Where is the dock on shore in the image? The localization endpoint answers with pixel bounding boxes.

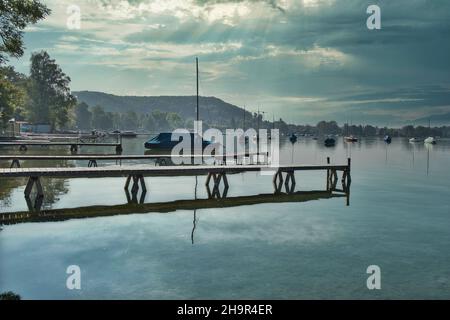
[0,141,123,153]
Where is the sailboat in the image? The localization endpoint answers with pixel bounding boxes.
[289,133,298,144]
[144,58,212,150]
[344,121,358,142]
[424,137,436,144]
[424,120,437,144]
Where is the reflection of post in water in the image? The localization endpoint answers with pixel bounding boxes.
[191,176,198,245]
[291,144,295,164]
[425,143,432,176]
[385,143,388,164]
[23,177,69,212]
[124,175,147,204]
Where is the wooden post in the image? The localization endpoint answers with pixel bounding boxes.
[139,175,147,193]
[124,175,132,190]
[326,157,330,191]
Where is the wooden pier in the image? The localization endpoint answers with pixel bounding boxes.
[0,152,268,168]
[0,159,351,210]
[0,141,123,153]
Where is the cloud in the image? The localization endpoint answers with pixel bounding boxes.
[9,0,450,124]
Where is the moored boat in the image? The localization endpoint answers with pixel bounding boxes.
[409,137,421,143]
[324,136,336,147]
[289,134,298,144]
[144,132,212,150]
[384,135,392,144]
[424,137,436,144]
[344,135,358,142]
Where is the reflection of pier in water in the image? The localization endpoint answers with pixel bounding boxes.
[0,189,350,226]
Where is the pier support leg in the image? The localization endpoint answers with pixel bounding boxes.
[70,144,78,153]
[206,172,229,199]
[10,159,21,168]
[88,160,98,168]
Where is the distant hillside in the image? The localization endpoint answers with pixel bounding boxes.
[413,113,450,126]
[73,91,249,128]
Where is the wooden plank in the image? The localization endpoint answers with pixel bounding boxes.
[0,152,266,161]
[0,164,349,179]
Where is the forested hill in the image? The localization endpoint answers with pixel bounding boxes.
[73,91,248,128]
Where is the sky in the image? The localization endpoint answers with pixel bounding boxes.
[9,0,450,126]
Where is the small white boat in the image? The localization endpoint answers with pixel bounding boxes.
[409,137,421,143]
[344,135,358,142]
[424,137,436,144]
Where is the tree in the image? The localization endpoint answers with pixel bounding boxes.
[27,51,76,130]
[0,67,26,129]
[143,114,155,131]
[151,110,169,131]
[75,102,92,130]
[166,112,183,129]
[121,111,138,130]
[0,0,50,64]
[91,105,113,130]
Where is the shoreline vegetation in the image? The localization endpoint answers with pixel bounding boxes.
[0,291,21,300]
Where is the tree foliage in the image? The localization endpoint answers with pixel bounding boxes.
[0,0,50,63]
[0,66,26,128]
[27,51,76,129]
[75,102,92,130]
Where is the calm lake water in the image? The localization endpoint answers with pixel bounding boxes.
[1,136,449,299]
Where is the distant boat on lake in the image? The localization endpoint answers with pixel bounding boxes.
[109,130,137,138]
[344,135,358,142]
[324,136,336,147]
[289,134,298,144]
[424,137,436,144]
[384,135,392,144]
[409,137,421,143]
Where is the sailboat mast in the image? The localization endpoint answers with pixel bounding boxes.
[196,57,199,123]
